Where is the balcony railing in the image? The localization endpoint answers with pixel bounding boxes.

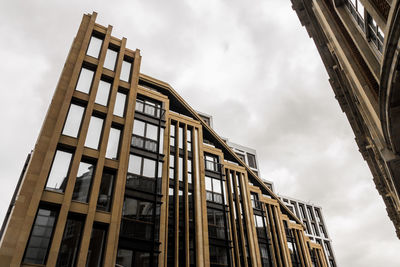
[205,160,223,172]
[206,191,223,204]
[135,99,163,118]
[251,199,263,210]
[132,135,158,153]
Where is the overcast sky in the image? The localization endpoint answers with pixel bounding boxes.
[1,1,399,266]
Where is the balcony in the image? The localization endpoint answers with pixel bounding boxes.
[135,99,163,118]
[132,135,158,153]
[205,159,223,173]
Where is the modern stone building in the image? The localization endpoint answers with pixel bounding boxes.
[291,0,400,238]
[279,197,336,267]
[0,12,329,267]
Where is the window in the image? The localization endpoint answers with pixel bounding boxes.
[85,116,104,149]
[236,153,246,162]
[46,150,73,192]
[63,104,85,138]
[209,245,228,267]
[120,60,132,82]
[23,208,57,264]
[56,217,84,266]
[97,170,115,212]
[315,208,322,223]
[106,127,121,159]
[116,249,151,267]
[250,193,262,209]
[319,225,326,238]
[126,154,157,192]
[207,209,226,239]
[113,92,126,117]
[169,155,175,180]
[178,126,184,150]
[324,242,332,257]
[254,215,267,239]
[307,206,315,220]
[86,225,107,267]
[95,80,111,106]
[187,128,192,152]
[367,15,384,53]
[187,159,193,184]
[121,197,154,240]
[103,48,118,71]
[170,123,175,147]
[132,119,159,153]
[72,161,94,203]
[299,204,307,219]
[135,98,161,118]
[311,222,319,236]
[178,157,184,182]
[205,176,223,204]
[205,154,219,172]
[247,153,257,168]
[75,68,94,94]
[86,35,103,58]
[347,0,365,31]
[128,155,156,178]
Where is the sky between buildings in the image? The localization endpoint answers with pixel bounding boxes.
[0,1,399,266]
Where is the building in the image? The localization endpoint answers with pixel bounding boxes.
[0,12,329,267]
[290,0,400,238]
[279,197,336,267]
[197,113,337,267]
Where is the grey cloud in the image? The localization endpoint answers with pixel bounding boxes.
[0,1,399,266]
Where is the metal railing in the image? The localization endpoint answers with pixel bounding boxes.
[135,99,163,118]
[251,199,263,210]
[204,159,223,172]
[132,135,158,153]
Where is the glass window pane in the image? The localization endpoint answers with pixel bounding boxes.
[46,150,73,192]
[358,1,364,19]
[86,226,106,267]
[120,60,132,82]
[85,116,104,149]
[95,80,111,106]
[143,158,156,178]
[146,123,158,141]
[133,120,145,136]
[117,249,133,267]
[75,68,94,94]
[97,171,115,212]
[72,162,94,202]
[205,176,212,191]
[86,36,103,58]
[56,218,84,266]
[62,104,85,138]
[128,154,141,175]
[159,128,164,154]
[23,208,57,265]
[106,128,121,159]
[103,48,118,70]
[123,198,138,217]
[213,179,222,194]
[178,157,183,181]
[178,126,184,149]
[113,92,126,117]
